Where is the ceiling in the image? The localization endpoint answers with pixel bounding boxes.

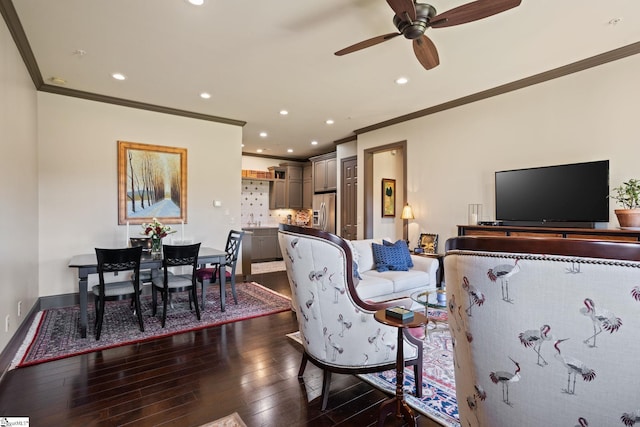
[4,0,640,160]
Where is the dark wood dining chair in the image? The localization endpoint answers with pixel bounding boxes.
[195,230,244,310]
[94,246,144,340]
[151,243,201,327]
[129,237,153,284]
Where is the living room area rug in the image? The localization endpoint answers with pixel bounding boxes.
[287,309,459,427]
[12,282,291,369]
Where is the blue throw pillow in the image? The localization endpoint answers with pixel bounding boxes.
[372,242,408,272]
[383,239,414,268]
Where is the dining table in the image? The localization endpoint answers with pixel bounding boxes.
[69,246,227,338]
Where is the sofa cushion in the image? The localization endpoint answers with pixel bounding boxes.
[383,239,414,268]
[372,242,409,272]
[349,238,381,272]
[355,272,396,300]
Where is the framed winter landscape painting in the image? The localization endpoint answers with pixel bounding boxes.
[118,141,187,225]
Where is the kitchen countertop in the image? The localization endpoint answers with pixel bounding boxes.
[241,226,280,230]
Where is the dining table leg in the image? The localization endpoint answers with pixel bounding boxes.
[78,267,90,338]
[219,260,227,312]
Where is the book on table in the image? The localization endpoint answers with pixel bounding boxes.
[385,306,414,322]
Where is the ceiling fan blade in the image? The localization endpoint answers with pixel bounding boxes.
[386,0,417,22]
[335,32,402,56]
[430,0,521,28]
[413,35,439,70]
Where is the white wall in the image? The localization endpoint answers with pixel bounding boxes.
[0,21,39,348]
[374,150,404,240]
[358,54,640,252]
[241,155,288,171]
[38,93,243,296]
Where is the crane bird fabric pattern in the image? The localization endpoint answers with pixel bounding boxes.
[446,251,640,426]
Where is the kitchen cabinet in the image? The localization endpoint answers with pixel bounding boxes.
[311,152,337,193]
[302,162,313,209]
[269,163,303,209]
[246,228,281,261]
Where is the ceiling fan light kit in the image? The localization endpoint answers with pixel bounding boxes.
[335,0,521,70]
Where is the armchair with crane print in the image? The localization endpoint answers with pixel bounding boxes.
[444,236,640,427]
[278,224,424,411]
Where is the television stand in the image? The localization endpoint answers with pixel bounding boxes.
[499,221,600,229]
[458,225,640,242]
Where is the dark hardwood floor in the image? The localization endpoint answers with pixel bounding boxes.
[0,271,444,427]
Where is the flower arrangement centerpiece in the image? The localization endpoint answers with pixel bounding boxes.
[141,218,176,254]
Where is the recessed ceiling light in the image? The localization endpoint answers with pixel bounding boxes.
[287,149,293,153]
[279,110,289,116]
[256,149,263,153]
[311,140,318,145]
[325,119,334,125]
[200,92,211,99]
[241,144,245,147]
[187,0,204,5]
[395,77,409,85]
[112,73,126,81]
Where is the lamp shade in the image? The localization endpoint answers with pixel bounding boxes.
[401,203,415,220]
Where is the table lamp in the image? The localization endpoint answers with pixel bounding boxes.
[401,203,415,247]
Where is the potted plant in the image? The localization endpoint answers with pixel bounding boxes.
[611,179,640,229]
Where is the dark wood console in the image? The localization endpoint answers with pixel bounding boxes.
[458,225,640,242]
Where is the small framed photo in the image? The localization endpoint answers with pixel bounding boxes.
[419,233,438,254]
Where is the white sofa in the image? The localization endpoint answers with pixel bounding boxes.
[348,237,439,303]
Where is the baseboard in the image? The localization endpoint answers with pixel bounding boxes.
[0,301,41,383]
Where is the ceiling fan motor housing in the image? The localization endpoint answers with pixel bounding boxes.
[393,3,437,39]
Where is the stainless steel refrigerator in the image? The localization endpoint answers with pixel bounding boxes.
[312,192,336,234]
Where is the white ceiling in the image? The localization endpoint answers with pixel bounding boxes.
[8,0,640,159]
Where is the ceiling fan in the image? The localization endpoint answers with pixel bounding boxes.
[335,0,522,70]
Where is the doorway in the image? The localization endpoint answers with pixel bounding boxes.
[363,141,408,239]
[341,156,357,240]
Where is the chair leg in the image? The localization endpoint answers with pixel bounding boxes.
[230,274,238,304]
[200,280,206,311]
[192,285,201,320]
[151,286,158,316]
[320,370,332,411]
[95,295,105,340]
[162,290,168,328]
[413,361,423,398]
[298,353,309,378]
[134,295,144,333]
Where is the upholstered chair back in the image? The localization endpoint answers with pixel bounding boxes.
[445,236,640,427]
[279,225,420,369]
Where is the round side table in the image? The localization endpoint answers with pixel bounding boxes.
[374,309,427,427]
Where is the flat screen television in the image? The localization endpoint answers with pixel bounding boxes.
[494,160,609,227]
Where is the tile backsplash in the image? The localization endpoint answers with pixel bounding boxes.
[241,179,311,227]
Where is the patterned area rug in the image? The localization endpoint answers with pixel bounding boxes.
[287,309,460,427]
[13,282,291,369]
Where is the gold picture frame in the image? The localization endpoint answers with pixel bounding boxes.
[118,141,187,225]
[382,178,396,217]
[419,233,438,254]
